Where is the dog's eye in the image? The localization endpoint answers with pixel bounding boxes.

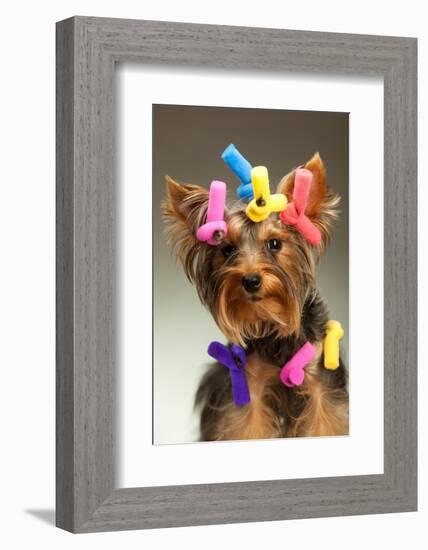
[221,244,238,258]
[266,239,282,252]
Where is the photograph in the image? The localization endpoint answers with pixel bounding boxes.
[153,104,349,444]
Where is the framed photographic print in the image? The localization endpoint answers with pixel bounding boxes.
[56,16,417,532]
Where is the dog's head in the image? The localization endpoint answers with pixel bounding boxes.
[162,153,339,346]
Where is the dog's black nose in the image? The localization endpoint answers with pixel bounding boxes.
[242,273,262,294]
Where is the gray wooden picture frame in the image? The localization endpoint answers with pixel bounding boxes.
[56,16,417,533]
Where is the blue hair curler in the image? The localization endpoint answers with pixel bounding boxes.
[221,144,254,201]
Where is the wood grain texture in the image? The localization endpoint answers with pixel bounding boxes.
[56,17,75,532]
[56,16,417,533]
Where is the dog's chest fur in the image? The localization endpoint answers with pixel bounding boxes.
[196,289,349,440]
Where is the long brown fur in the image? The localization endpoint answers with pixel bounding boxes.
[162,153,349,440]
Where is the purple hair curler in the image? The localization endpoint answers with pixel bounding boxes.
[207,341,250,406]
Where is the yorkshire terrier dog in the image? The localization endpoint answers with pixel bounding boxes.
[162,152,348,441]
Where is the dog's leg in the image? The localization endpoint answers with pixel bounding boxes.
[287,357,349,437]
[196,356,283,441]
[214,400,281,441]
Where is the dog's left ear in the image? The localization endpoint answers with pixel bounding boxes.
[277,153,340,248]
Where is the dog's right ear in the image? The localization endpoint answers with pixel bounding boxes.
[164,175,209,226]
[162,176,210,281]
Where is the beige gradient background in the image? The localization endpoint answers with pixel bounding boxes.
[153,104,349,445]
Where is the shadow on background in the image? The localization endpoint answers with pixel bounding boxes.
[25,509,55,526]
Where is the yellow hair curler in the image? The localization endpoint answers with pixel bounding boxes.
[246,166,287,222]
[323,320,344,370]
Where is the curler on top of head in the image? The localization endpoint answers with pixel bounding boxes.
[280,168,322,245]
[246,166,287,222]
[221,144,254,201]
[196,180,228,246]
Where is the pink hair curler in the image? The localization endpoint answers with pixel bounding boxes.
[280,342,316,387]
[196,180,228,245]
[280,168,322,245]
